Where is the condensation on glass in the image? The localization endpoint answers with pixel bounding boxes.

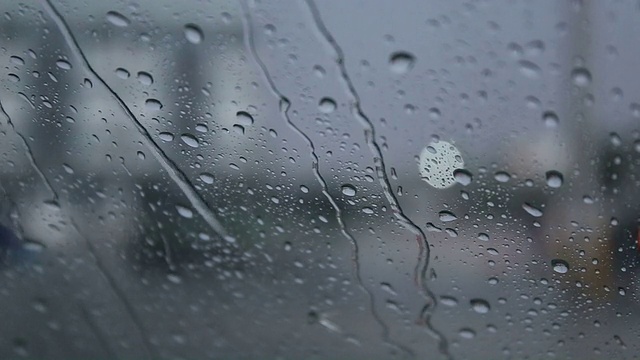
[0,0,638,359]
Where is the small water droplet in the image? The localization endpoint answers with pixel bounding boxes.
[184,24,203,44]
[195,124,208,133]
[522,202,543,217]
[145,98,163,111]
[545,170,563,188]
[199,173,214,184]
[341,184,357,197]
[470,299,490,314]
[440,296,458,307]
[477,233,489,241]
[518,60,541,79]
[389,51,415,74]
[318,97,336,113]
[106,11,130,27]
[180,134,199,148]
[551,259,569,274]
[62,163,74,174]
[438,210,457,222]
[459,328,476,339]
[176,205,193,219]
[571,67,592,87]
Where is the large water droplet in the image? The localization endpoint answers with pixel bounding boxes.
[159,132,174,142]
[115,67,130,79]
[180,134,199,148]
[236,111,254,126]
[184,24,203,44]
[459,328,476,339]
[419,140,464,189]
[494,171,511,183]
[552,259,569,274]
[145,99,163,111]
[106,11,130,27]
[389,51,415,74]
[542,111,559,128]
[56,59,71,70]
[199,173,214,184]
[318,97,336,113]
[470,299,490,314]
[545,170,563,188]
[453,169,472,186]
[176,205,193,219]
[341,184,357,197]
[522,202,543,217]
[571,67,592,87]
[438,210,457,222]
[137,71,153,85]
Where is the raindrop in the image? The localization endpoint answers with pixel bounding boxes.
[440,296,458,306]
[56,59,71,70]
[195,124,208,133]
[199,173,214,184]
[389,51,415,74]
[137,71,153,85]
[62,163,74,174]
[106,11,130,27]
[341,184,357,197]
[522,202,543,217]
[419,140,464,189]
[184,24,204,44]
[477,233,489,241]
[459,328,476,339]
[438,210,457,222]
[494,171,511,182]
[518,60,541,79]
[180,134,199,148]
[318,97,336,113]
[145,98,163,111]
[542,111,559,128]
[159,132,174,141]
[176,205,194,219]
[9,56,24,65]
[115,67,130,79]
[551,259,569,274]
[453,169,473,185]
[232,124,245,134]
[236,111,254,126]
[470,299,491,314]
[545,170,563,188]
[571,67,592,87]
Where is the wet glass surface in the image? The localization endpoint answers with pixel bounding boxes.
[0,0,639,359]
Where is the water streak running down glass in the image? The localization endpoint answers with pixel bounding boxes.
[0,0,638,359]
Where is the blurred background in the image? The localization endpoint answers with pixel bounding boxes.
[0,0,638,359]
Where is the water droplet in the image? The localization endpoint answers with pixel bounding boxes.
[459,328,476,339]
[167,273,182,284]
[159,132,174,141]
[341,184,357,197]
[389,51,415,74]
[232,124,245,134]
[470,299,490,314]
[176,205,193,219]
[145,98,163,111]
[487,248,499,255]
[106,11,130,27]
[522,202,543,217]
[199,173,214,184]
[137,71,153,85]
[184,24,203,44]
[494,171,511,182]
[477,233,489,241]
[545,170,563,188]
[453,169,472,185]
[8,74,20,82]
[137,151,145,160]
[180,134,199,148]
[440,296,458,306]
[236,111,254,126]
[542,111,559,128]
[419,141,464,189]
[195,124,208,133]
[318,97,336,113]
[438,210,457,222]
[551,259,569,274]
[10,56,24,66]
[115,67,130,79]
[62,163,74,174]
[56,59,71,70]
[571,67,592,87]
[518,60,541,79]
